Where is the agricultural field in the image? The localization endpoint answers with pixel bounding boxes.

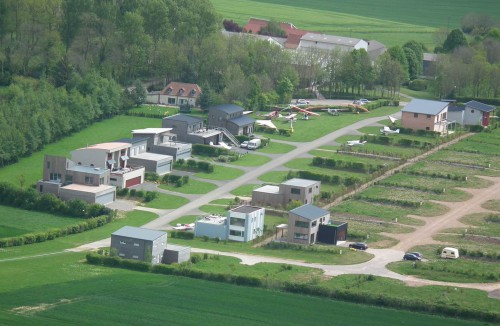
[211,0,500,48]
[427,149,500,169]
[0,206,86,238]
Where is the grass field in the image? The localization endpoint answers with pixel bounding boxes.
[143,193,190,209]
[159,179,217,194]
[0,206,85,238]
[211,0,500,47]
[195,165,244,180]
[258,141,296,154]
[230,184,262,197]
[0,115,158,187]
[228,153,272,166]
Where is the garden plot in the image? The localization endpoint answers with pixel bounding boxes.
[331,200,450,225]
[433,233,500,256]
[356,185,472,204]
[450,213,500,237]
[427,149,500,169]
[333,135,423,159]
[379,173,492,191]
[284,158,371,180]
[450,138,500,156]
[404,161,500,178]
[482,200,500,211]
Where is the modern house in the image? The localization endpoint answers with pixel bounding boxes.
[401,99,449,133]
[287,204,330,245]
[207,104,255,137]
[131,128,192,160]
[37,155,116,205]
[71,142,145,188]
[252,178,321,208]
[146,82,201,107]
[162,114,223,145]
[317,220,348,245]
[227,206,265,242]
[114,138,173,175]
[111,226,167,264]
[194,205,266,243]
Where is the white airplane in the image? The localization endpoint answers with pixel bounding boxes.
[388,115,398,124]
[326,108,340,116]
[346,140,367,147]
[172,223,195,230]
[256,119,278,130]
[279,113,297,122]
[380,126,400,135]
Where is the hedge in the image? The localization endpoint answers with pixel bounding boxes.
[192,144,230,157]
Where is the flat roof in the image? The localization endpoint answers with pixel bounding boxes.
[77,142,130,151]
[132,128,172,134]
[68,165,109,175]
[282,178,319,187]
[253,185,280,194]
[130,152,173,161]
[166,244,191,251]
[164,114,203,124]
[112,226,166,241]
[230,205,263,214]
[61,183,115,193]
[114,137,148,144]
[301,32,362,46]
[196,215,226,224]
[290,204,329,221]
[402,99,448,115]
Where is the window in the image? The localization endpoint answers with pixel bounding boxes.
[65,175,73,183]
[47,161,50,169]
[291,188,301,195]
[295,221,309,228]
[312,221,317,227]
[229,230,244,237]
[442,112,447,119]
[110,177,117,181]
[426,114,431,118]
[85,176,93,184]
[49,173,61,181]
[230,217,245,227]
[425,127,430,130]
[414,113,418,118]
[119,253,125,257]
[309,188,312,193]
[120,241,126,245]
[100,177,104,185]
[294,233,308,240]
[471,109,475,113]
[132,255,139,259]
[134,243,139,247]
[168,97,176,105]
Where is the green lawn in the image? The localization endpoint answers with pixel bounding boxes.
[358,185,472,203]
[228,153,271,166]
[258,171,290,183]
[230,184,262,197]
[0,206,85,238]
[0,115,158,187]
[285,158,372,180]
[199,204,228,216]
[258,141,296,154]
[128,104,178,116]
[143,193,190,209]
[194,165,244,180]
[380,173,493,191]
[482,200,500,212]
[169,215,199,227]
[159,179,217,194]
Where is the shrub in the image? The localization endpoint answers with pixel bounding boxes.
[129,189,136,197]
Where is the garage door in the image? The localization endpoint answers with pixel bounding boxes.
[95,192,115,205]
[125,176,142,188]
[157,162,172,175]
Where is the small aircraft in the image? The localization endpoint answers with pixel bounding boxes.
[261,110,280,119]
[172,223,195,231]
[289,105,320,117]
[325,108,340,116]
[380,126,400,135]
[256,119,278,130]
[280,113,297,122]
[346,140,367,147]
[388,115,398,124]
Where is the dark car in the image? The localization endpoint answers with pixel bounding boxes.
[409,252,422,259]
[403,253,421,261]
[349,242,368,250]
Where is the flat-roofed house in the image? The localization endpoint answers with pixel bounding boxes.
[37,155,116,205]
[115,138,173,175]
[227,205,265,242]
[162,114,223,145]
[401,99,449,133]
[71,142,145,188]
[252,178,321,208]
[287,204,330,245]
[131,128,192,160]
[111,226,167,264]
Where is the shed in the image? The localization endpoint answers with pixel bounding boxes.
[163,244,191,264]
[317,220,348,245]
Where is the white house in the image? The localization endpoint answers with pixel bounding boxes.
[227,206,265,242]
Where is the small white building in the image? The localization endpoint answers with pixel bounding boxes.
[227,206,265,242]
[194,215,227,240]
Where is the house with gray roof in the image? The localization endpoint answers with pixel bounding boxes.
[111,226,167,264]
[401,99,449,133]
[298,33,368,52]
[115,138,173,175]
[252,178,321,208]
[207,104,255,136]
[287,204,330,245]
[463,101,496,127]
[162,114,223,145]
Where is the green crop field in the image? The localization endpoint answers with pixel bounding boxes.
[211,0,500,47]
[0,206,85,238]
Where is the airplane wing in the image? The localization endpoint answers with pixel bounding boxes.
[388,115,398,123]
[256,120,277,130]
[290,105,320,116]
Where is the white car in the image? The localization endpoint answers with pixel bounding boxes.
[296,99,310,105]
[240,141,249,148]
[354,99,371,105]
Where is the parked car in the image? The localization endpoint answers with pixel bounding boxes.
[348,242,368,250]
[296,99,310,105]
[409,252,422,259]
[353,99,370,105]
[247,138,261,150]
[403,253,421,261]
[240,141,249,149]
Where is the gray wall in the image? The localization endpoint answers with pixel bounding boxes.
[111,233,166,264]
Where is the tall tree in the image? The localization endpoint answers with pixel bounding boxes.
[443,29,468,53]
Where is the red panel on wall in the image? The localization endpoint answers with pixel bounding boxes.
[125,176,141,188]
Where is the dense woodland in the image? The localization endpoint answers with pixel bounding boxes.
[0,1,499,167]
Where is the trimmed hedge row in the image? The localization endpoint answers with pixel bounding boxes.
[312,156,384,173]
[375,181,445,194]
[404,170,467,181]
[116,188,159,202]
[0,214,113,248]
[288,170,362,187]
[175,159,214,173]
[85,254,499,323]
[170,231,195,239]
[360,134,434,149]
[354,195,423,208]
[192,144,230,157]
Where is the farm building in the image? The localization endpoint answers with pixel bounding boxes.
[111,226,167,264]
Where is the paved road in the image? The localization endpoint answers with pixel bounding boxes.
[141,113,396,229]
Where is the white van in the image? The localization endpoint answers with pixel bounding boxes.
[247,139,261,150]
[441,247,459,259]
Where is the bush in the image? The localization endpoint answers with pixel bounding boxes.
[408,79,428,91]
